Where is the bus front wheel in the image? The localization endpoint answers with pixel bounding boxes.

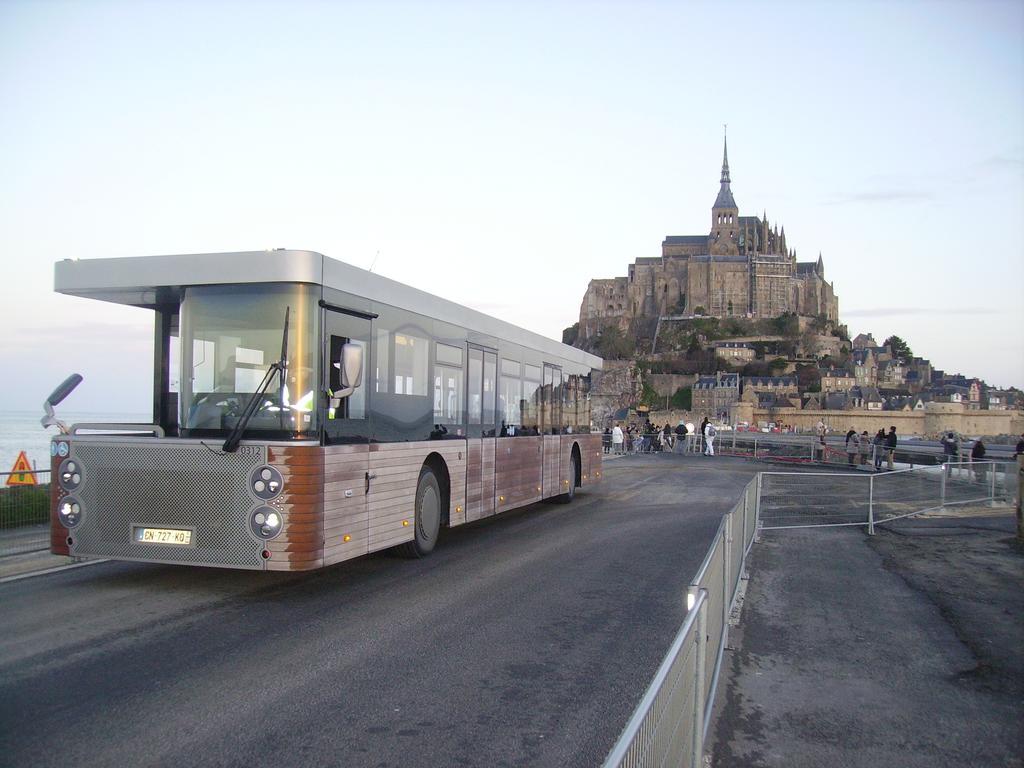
[400,467,441,558]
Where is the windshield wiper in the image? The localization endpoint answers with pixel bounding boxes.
[222,307,290,453]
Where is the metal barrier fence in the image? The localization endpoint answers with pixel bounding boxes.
[602,475,759,768]
[0,470,51,557]
[714,432,961,469]
[758,460,1017,532]
[603,457,1018,767]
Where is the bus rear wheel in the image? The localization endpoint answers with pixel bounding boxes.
[399,466,441,558]
[557,453,579,504]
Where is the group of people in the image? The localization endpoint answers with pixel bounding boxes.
[606,419,688,454]
[827,422,900,470]
[606,417,720,456]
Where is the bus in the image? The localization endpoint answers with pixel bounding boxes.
[45,250,603,571]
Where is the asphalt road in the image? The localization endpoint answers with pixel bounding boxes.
[0,455,759,768]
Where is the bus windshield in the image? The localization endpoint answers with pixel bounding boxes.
[179,283,320,436]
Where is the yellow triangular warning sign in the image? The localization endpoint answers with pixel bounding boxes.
[6,451,37,486]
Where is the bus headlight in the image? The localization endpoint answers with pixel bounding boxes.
[57,458,84,491]
[250,506,283,539]
[251,466,284,500]
[59,497,83,528]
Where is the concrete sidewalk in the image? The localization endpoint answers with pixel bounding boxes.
[709,512,1023,768]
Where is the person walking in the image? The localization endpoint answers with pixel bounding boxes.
[815,420,827,462]
[603,426,612,454]
[845,428,859,466]
[971,438,987,484]
[674,419,688,454]
[940,431,959,462]
[859,431,870,466]
[873,428,886,471]
[699,417,709,456]
[885,426,898,470]
[704,421,717,457]
[1014,433,1024,457]
[611,423,624,455]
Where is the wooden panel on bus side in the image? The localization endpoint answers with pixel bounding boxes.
[481,437,495,517]
[465,438,484,523]
[542,434,561,499]
[367,441,468,551]
[321,444,370,567]
[266,445,326,571]
[579,433,603,485]
[494,436,542,513]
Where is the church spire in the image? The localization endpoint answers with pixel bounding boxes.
[720,129,731,184]
[713,127,736,210]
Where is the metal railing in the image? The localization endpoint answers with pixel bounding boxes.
[0,470,52,557]
[603,456,1018,767]
[603,475,759,768]
[758,460,1017,532]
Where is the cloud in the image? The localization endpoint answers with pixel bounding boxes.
[844,307,999,318]
[825,190,932,205]
[980,151,1023,169]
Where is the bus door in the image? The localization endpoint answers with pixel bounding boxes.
[542,363,562,498]
[465,345,497,522]
[321,309,371,560]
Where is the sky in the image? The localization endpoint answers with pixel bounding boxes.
[1,0,1022,413]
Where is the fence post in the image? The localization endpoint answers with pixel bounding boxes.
[940,464,946,509]
[868,474,875,535]
[723,515,732,626]
[753,437,758,460]
[693,593,707,766]
[990,463,997,506]
[741,490,749,570]
[755,472,762,527]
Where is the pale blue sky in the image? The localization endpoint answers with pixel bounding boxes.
[1,0,1022,412]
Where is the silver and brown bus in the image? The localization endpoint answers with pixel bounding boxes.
[46,250,603,571]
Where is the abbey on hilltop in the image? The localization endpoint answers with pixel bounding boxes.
[579,136,840,337]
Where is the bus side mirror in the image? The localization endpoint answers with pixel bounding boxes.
[331,344,363,401]
[47,373,83,406]
[41,373,83,433]
[341,344,363,390]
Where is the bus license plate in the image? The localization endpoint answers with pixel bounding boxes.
[135,527,192,546]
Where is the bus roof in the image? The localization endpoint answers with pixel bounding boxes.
[54,250,602,370]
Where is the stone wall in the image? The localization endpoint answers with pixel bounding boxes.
[750,403,1024,438]
[646,373,699,398]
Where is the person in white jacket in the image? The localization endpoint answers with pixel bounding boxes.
[704,422,717,456]
[611,423,624,455]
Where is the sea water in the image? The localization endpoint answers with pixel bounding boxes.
[0,410,150,477]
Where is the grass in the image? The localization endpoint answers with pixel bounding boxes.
[0,484,51,527]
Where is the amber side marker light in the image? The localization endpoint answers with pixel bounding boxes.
[402,520,409,527]
[343,534,352,543]
[455,505,463,514]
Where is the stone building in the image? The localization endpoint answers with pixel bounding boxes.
[742,375,799,397]
[578,138,840,340]
[692,372,740,419]
[820,368,855,393]
[713,341,756,363]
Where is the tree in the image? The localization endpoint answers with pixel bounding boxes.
[562,322,579,347]
[883,335,913,362]
[796,364,821,392]
[640,382,661,409]
[769,357,789,372]
[671,386,692,410]
[597,325,634,360]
